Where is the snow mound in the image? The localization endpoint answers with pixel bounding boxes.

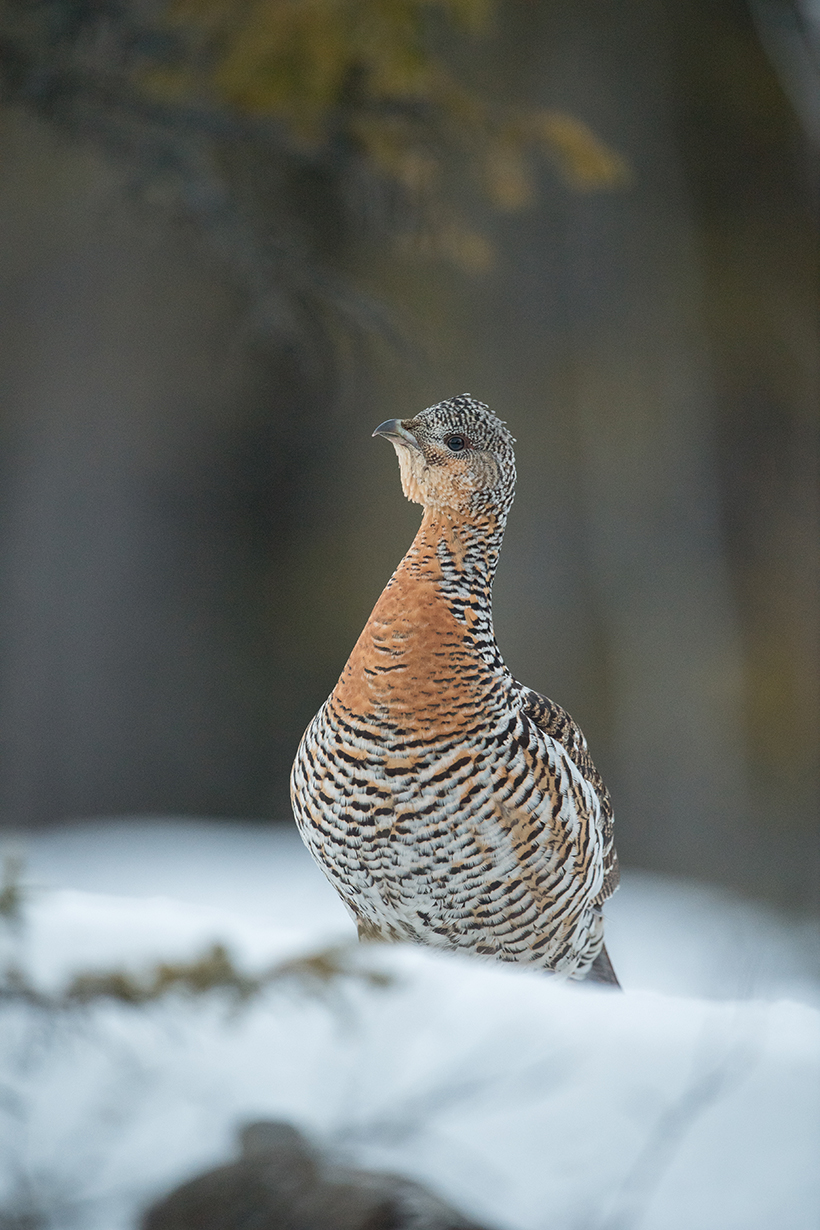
[0,819,817,1230]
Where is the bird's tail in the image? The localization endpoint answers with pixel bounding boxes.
[585,943,621,989]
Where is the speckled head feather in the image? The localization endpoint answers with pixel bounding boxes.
[375,394,517,519]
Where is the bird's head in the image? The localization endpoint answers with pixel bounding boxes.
[373,394,516,520]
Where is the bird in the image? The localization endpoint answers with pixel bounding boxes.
[290,394,620,986]
[141,1118,496,1230]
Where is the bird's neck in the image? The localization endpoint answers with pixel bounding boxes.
[379,505,507,674]
[402,506,506,593]
[329,505,509,732]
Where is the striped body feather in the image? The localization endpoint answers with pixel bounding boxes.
[291,396,619,982]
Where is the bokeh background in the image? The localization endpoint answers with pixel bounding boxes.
[1,4,819,1228]
[0,0,817,911]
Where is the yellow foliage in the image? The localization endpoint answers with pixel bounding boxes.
[400,216,495,272]
[147,0,627,267]
[531,110,631,191]
[482,129,535,211]
[164,0,485,127]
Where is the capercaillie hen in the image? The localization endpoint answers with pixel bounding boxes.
[291,395,620,985]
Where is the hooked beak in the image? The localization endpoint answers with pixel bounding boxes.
[372,419,421,450]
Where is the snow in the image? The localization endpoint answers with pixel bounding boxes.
[1,818,818,1230]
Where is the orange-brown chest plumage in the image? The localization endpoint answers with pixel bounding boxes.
[290,396,619,982]
[333,515,499,738]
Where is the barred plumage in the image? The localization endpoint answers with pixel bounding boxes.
[291,395,619,984]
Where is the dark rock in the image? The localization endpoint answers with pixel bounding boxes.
[141,1120,495,1230]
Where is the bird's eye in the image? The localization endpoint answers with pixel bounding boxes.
[445,434,469,452]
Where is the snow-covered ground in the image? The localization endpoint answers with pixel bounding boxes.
[1,819,818,1230]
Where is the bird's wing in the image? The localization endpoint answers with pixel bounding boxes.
[515,683,619,904]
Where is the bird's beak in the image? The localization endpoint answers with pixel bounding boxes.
[372,419,421,450]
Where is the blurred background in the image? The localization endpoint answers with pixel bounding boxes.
[0,0,817,911]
